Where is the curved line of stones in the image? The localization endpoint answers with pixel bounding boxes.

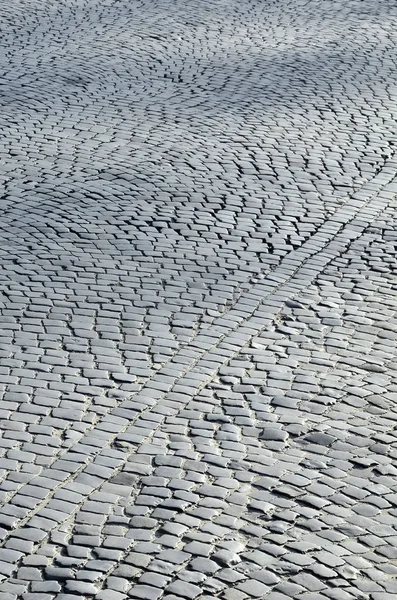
[0,157,396,584]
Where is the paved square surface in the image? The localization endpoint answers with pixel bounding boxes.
[1,0,397,598]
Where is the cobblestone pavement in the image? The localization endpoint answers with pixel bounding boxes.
[1,0,397,598]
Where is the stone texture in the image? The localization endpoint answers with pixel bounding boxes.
[0,1,396,600]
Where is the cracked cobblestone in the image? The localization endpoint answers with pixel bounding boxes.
[0,0,397,598]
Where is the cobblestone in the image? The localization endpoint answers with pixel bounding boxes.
[0,0,397,598]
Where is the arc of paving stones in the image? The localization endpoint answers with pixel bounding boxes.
[0,159,396,592]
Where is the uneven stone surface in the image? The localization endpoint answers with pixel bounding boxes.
[1,0,397,598]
